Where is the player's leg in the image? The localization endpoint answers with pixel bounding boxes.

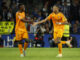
[24,39,28,51]
[54,37,62,57]
[57,30,66,57]
[16,32,24,57]
[18,40,24,57]
[22,38,29,56]
[54,30,71,57]
[22,32,29,56]
[56,37,63,57]
[53,31,63,57]
[61,37,72,47]
[60,29,72,47]
[56,38,72,57]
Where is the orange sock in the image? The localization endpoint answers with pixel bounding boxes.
[61,41,66,44]
[24,42,28,51]
[18,44,23,54]
[58,43,62,54]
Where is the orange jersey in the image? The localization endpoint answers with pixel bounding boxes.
[15,11,27,32]
[48,12,67,30]
[48,12,67,39]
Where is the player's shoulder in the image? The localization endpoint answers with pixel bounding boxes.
[51,12,55,15]
[59,12,64,15]
[16,11,20,14]
[16,11,25,15]
[16,11,21,16]
[16,11,19,15]
[49,12,55,16]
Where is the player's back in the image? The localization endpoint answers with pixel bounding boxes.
[15,11,26,32]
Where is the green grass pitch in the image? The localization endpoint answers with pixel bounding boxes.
[0,48,80,60]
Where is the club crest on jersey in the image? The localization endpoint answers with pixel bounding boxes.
[58,16,60,18]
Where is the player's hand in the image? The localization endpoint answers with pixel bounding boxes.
[32,22,38,26]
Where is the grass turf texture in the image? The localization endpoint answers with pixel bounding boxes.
[0,48,80,60]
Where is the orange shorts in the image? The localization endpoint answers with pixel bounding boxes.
[15,31,29,41]
[53,28,64,40]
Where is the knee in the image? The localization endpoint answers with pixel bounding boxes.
[54,39,61,44]
[24,39,29,43]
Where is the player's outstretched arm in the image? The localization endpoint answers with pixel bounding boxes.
[33,17,48,26]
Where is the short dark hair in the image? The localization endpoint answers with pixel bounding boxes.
[53,5,62,11]
[18,3,24,9]
[53,5,60,9]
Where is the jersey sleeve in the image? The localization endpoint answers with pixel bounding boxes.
[16,12,23,20]
[61,13,67,22]
[15,12,22,29]
[47,13,52,20]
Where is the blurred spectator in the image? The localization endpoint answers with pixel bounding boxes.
[75,20,80,27]
[71,37,77,48]
[62,1,70,19]
[33,17,38,33]
[36,27,42,35]
[10,2,18,19]
[1,2,7,8]
[25,13,31,31]
[56,0,62,7]
[33,16,37,22]
[45,23,49,34]
[55,0,63,11]
[2,0,11,8]
[42,1,48,18]
[7,8,14,21]
[1,6,7,21]
[48,0,57,13]
[30,18,37,33]
[25,13,31,20]
[75,20,80,33]
[37,11,44,21]
[32,8,39,17]
[40,24,46,33]
[70,0,80,22]
[72,24,78,34]
[42,1,48,12]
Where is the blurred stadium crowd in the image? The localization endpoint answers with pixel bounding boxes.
[0,0,80,34]
[0,0,80,48]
